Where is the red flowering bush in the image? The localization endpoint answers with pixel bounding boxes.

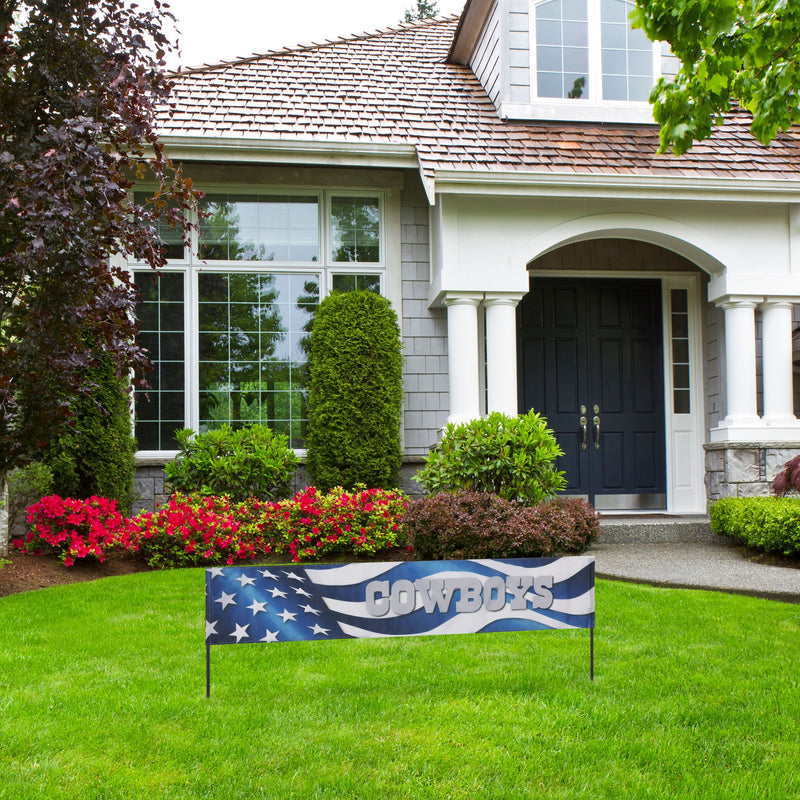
[15,486,408,569]
[126,493,274,569]
[14,495,132,566]
[262,486,407,562]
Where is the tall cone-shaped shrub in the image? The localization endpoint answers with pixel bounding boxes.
[306,291,403,490]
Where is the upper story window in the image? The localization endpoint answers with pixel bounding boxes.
[526,0,659,123]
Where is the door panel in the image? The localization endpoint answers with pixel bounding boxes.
[517,277,666,508]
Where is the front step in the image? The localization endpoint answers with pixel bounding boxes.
[598,514,724,544]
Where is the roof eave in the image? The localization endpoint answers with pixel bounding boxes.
[447,0,495,65]
[429,168,800,202]
[158,135,421,170]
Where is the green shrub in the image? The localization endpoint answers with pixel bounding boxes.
[306,290,403,491]
[6,462,53,533]
[164,424,298,503]
[41,351,136,510]
[710,496,800,556]
[416,411,566,505]
[404,490,598,560]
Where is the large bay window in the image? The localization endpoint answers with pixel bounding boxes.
[132,189,385,454]
[528,0,659,122]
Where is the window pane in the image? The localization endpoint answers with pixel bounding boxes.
[198,195,319,262]
[600,0,653,102]
[563,0,587,21]
[535,1,588,101]
[601,0,627,23]
[133,271,185,450]
[197,271,318,445]
[331,197,380,262]
[134,192,184,260]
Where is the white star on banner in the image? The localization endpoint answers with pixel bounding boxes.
[260,630,279,642]
[236,574,256,587]
[293,587,312,598]
[205,620,218,638]
[270,587,288,599]
[284,571,305,581]
[301,604,321,616]
[208,567,225,579]
[229,623,250,643]
[247,599,268,616]
[309,623,330,636]
[278,609,297,623]
[215,591,237,609]
[258,569,279,580]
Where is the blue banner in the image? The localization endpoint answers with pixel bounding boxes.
[205,557,595,645]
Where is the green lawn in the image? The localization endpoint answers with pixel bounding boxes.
[0,569,798,799]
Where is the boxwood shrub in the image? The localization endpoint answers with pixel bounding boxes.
[709,496,800,556]
[306,290,403,491]
[164,424,298,502]
[416,411,566,505]
[404,490,599,560]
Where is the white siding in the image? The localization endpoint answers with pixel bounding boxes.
[507,0,530,104]
[469,0,502,107]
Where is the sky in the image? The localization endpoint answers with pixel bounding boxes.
[159,0,467,69]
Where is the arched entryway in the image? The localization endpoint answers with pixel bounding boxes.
[516,238,706,511]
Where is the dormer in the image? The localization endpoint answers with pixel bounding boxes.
[449,0,679,124]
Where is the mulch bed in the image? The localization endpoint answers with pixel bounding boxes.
[0,552,152,598]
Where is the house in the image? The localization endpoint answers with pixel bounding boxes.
[131,0,800,515]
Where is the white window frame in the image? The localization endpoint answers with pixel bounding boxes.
[519,0,661,124]
[129,186,389,458]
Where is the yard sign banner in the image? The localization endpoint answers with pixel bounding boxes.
[205,556,595,694]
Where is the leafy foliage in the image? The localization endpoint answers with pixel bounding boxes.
[710,496,800,556]
[306,291,403,491]
[164,425,299,503]
[129,493,270,569]
[41,350,136,510]
[632,0,800,154]
[262,485,407,562]
[0,0,199,475]
[404,1,439,23]
[405,491,599,560]
[6,461,53,533]
[417,411,566,505]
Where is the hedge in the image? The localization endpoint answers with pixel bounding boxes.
[709,496,800,556]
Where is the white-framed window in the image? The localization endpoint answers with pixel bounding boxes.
[527,0,660,122]
[131,188,386,455]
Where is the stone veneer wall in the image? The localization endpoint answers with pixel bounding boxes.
[704,442,800,501]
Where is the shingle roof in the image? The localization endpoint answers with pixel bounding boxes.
[159,16,800,182]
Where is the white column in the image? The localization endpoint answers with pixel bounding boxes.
[444,294,481,424]
[484,293,523,416]
[720,299,760,427]
[760,299,796,425]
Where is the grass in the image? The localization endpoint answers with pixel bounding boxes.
[1,570,799,799]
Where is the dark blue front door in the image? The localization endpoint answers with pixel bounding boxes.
[517,278,666,509]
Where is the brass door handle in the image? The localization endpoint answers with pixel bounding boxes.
[593,415,600,450]
[580,416,588,450]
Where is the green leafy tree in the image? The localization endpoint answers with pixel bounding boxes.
[0,0,198,478]
[632,0,800,155]
[42,349,137,510]
[403,0,439,23]
[306,291,403,491]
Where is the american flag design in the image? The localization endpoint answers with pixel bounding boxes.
[205,557,594,645]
